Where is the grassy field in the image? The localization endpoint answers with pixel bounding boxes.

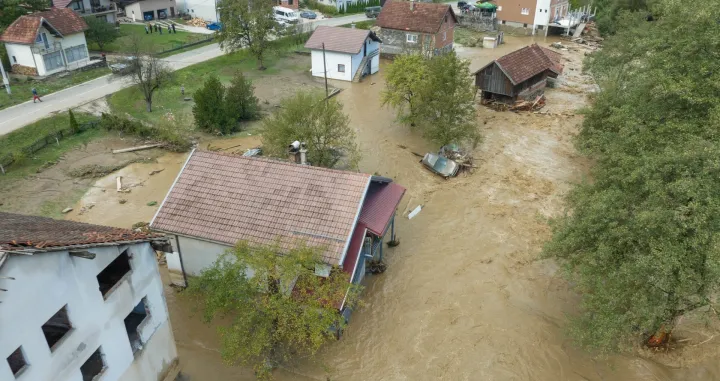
[0,67,110,111]
[454,27,492,47]
[88,24,212,54]
[340,20,376,29]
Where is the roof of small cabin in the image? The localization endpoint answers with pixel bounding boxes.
[304,26,382,54]
[0,8,88,44]
[475,44,564,85]
[358,182,406,236]
[376,0,456,34]
[150,150,372,265]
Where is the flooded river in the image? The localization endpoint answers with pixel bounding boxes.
[68,35,720,380]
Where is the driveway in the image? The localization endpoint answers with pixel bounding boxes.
[0,13,369,136]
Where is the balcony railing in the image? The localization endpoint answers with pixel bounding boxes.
[31,41,62,55]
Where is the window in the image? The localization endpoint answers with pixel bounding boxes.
[406,34,418,43]
[43,51,63,71]
[12,56,17,63]
[124,298,150,353]
[337,64,345,73]
[35,34,42,43]
[501,20,506,24]
[289,0,293,5]
[71,0,82,10]
[7,346,28,378]
[42,305,72,351]
[96,250,131,297]
[64,45,88,63]
[80,347,106,381]
[497,5,501,11]
[523,23,528,27]
[442,31,447,41]
[521,7,529,15]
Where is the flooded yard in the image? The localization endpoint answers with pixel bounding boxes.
[5,34,720,380]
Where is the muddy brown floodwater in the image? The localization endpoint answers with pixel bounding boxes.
[65,35,720,380]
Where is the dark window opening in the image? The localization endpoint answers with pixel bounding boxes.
[97,250,131,297]
[7,346,27,377]
[523,23,528,28]
[124,298,150,353]
[338,64,345,73]
[12,56,17,63]
[42,305,72,350]
[80,347,106,381]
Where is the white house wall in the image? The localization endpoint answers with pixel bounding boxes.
[367,39,379,74]
[310,49,353,81]
[0,243,178,381]
[176,235,232,276]
[125,0,177,21]
[11,28,90,76]
[533,0,552,27]
[350,50,362,80]
[181,0,218,22]
[5,43,35,69]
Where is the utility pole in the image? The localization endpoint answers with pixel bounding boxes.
[322,42,329,99]
[0,62,11,96]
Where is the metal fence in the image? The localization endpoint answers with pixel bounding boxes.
[0,120,100,174]
[157,34,215,55]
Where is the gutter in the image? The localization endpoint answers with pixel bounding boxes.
[150,148,195,227]
[337,175,371,267]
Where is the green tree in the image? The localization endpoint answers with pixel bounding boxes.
[381,53,427,127]
[593,0,654,35]
[186,241,360,380]
[193,75,230,133]
[544,0,720,353]
[68,109,79,133]
[217,0,277,70]
[261,91,360,169]
[0,0,48,28]
[84,16,120,51]
[414,51,479,148]
[225,72,260,123]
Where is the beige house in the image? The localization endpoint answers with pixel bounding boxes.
[495,0,569,34]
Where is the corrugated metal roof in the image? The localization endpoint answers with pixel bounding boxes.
[358,182,406,236]
[150,151,372,265]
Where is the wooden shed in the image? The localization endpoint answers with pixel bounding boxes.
[474,44,563,103]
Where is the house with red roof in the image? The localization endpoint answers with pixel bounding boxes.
[0,8,91,77]
[304,25,382,82]
[150,149,406,318]
[0,213,179,381]
[375,0,457,56]
[473,43,563,103]
[51,0,118,24]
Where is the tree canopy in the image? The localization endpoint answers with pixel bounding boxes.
[216,0,277,69]
[544,0,720,353]
[186,241,360,380]
[261,91,360,169]
[84,16,120,51]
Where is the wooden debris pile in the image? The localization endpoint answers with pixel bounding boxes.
[571,22,603,47]
[509,95,546,112]
[440,145,476,173]
[481,98,509,111]
[187,17,208,27]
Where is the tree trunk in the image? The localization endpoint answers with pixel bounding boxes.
[146,100,152,112]
[257,53,266,71]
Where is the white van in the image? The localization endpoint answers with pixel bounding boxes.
[273,6,299,24]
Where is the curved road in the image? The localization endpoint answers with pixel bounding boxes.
[0,13,368,136]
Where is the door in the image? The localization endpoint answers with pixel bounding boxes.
[41,33,49,49]
[170,7,175,17]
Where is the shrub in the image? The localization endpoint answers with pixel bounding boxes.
[100,113,192,152]
[225,72,260,124]
[193,75,231,133]
[68,110,79,134]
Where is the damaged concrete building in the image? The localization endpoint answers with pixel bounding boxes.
[0,212,179,381]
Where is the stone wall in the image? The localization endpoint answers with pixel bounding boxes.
[377,28,434,56]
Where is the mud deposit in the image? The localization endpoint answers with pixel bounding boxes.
[6,35,719,380]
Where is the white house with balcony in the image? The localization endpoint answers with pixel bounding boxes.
[304,25,381,82]
[53,0,119,24]
[0,8,92,77]
[0,212,179,381]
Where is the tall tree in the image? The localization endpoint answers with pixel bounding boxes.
[84,16,120,51]
[121,35,173,112]
[381,53,427,127]
[186,241,360,380]
[261,91,360,169]
[0,0,48,28]
[225,71,260,123]
[216,0,277,70]
[544,0,720,353]
[193,75,230,133]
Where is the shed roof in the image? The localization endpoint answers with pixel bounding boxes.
[476,44,564,85]
[0,8,88,44]
[150,150,372,265]
[376,0,456,34]
[358,182,406,236]
[304,26,381,54]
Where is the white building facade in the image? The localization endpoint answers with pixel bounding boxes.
[56,0,119,23]
[0,214,179,381]
[304,25,381,82]
[180,0,219,22]
[124,0,178,21]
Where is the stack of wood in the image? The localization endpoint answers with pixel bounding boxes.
[481,98,509,111]
[11,64,37,76]
[187,17,208,27]
[509,94,546,112]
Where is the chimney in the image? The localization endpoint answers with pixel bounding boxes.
[288,140,301,163]
[410,0,414,11]
[350,23,356,29]
[299,142,308,165]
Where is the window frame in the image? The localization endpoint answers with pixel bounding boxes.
[521,7,529,15]
[41,305,73,352]
[7,346,28,378]
[337,64,345,73]
[96,249,133,300]
[80,347,107,381]
[406,33,418,43]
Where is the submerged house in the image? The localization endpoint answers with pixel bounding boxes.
[375,0,456,56]
[473,43,563,103]
[304,26,382,82]
[0,213,179,381]
[150,150,406,318]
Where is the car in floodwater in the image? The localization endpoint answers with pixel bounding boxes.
[421,153,459,178]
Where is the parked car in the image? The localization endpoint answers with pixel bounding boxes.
[273,6,299,24]
[421,153,459,178]
[109,56,138,75]
[457,1,468,8]
[365,6,381,18]
[206,22,222,30]
[300,10,317,19]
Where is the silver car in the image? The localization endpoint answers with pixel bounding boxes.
[421,153,459,178]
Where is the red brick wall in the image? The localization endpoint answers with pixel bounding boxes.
[435,11,455,49]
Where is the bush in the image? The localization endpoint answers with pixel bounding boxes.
[193,75,231,134]
[305,0,339,15]
[100,113,192,152]
[225,72,259,123]
[68,110,79,134]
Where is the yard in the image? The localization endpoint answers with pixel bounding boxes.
[87,24,213,55]
[0,66,110,111]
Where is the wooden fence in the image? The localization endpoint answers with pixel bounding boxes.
[0,120,100,174]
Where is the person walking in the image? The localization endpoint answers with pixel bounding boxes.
[171,23,176,34]
[32,88,42,103]
[180,85,185,97]
[149,23,153,33]
[159,24,163,34]
[145,24,149,34]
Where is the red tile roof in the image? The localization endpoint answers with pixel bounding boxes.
[480,43,564,85]
[150,151,372,265]
[0,8,88,44]
[376,0,456,34]
[305,26,380,54]
[342,223,367,277]
[358,182,406,236]
[0,212,163,252]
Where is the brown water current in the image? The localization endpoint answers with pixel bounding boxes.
[68,35,720,380]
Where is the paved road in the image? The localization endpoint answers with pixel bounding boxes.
[0,13,369,136]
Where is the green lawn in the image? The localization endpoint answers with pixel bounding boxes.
[0,66,110,111]
[88,24,213,55]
